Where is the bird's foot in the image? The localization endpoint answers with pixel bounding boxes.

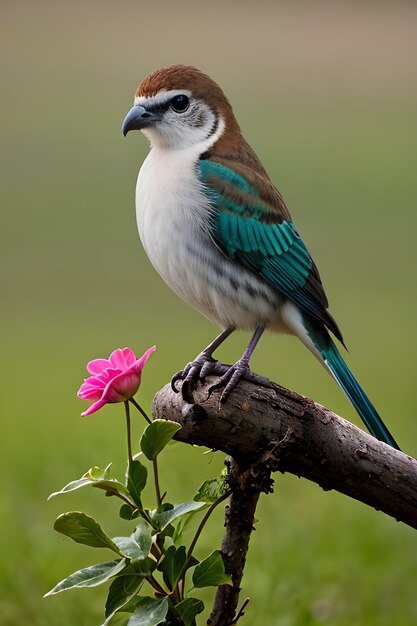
[172,353,271,404]
[208,359,252,403]
[171,353,228,402]
[207,362,271,403]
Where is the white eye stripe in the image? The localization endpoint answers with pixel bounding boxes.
[134,89,192,108]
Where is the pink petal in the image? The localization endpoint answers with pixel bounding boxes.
[87,358,111,375]
[110,371,141,400]
[105,368,123,378]
[121,347,136,367]
[101,370,138,403]
[78,379,105,400]
[82,374,105,386]
[78,386,103,400]
[90,369,121,385]
[133,345,156,373]
[81,398,108,417]
[109,349,130,370]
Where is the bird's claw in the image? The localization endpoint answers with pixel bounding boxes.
[208,360,252,403]
[172,356,269,404]
[171,369,188,393]
[171,355,220,401]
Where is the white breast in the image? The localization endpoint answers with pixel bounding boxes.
[135,146,285,331]
[136,146,212,302]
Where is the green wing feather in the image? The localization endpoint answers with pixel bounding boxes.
[199,159,399,449]
[199,159,343,342]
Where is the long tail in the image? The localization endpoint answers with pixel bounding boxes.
[287,305,400,449]
[320,337,399,449]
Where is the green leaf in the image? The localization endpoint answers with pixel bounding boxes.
[119,504,139,521]
[113,520,153,560]
[131,520,153,557]
[127,597,169,626]
[48,464,130,500]
[44,559,126,596]
[192,551,232,588]
[157,545,186,590]
[140,420,181,460]
[48,478,92,499]
[171,515,194,547]
[54,512,125,557]
[194,475,228,503]
[175,598,205,625]
[111,593,145,615]
[152,501,206,532]
[89,463,112,480]
[94,480,131,498]
[103,561,151,623]
[126,460,148,507]
[112,537,143,560]
[103,615,130,626]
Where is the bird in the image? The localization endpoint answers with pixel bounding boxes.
[122,64,399,450]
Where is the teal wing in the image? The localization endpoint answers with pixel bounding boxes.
[199,159,343,342]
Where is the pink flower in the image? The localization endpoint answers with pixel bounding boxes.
[78,346,156,416]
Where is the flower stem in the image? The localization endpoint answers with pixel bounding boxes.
[107,490,137,509]
[153,457,162,507]
[124,401,133,463]
[187,491,230,562]
[177,490,231,599]
[105,486,153,523]
[130,397,152,424]
[147,574,166,596]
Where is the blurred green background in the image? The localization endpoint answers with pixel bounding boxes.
[1,1,416,624]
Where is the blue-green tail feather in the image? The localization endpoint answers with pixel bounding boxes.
[320,339,399,450]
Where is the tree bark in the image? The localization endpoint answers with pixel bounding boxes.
[152,374,417,624]
[207,457,263,625]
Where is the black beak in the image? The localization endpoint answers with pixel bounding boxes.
[122,105,158,136]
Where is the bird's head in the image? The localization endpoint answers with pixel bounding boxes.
[122,65,240,151]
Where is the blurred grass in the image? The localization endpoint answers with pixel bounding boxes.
[1,1,416,625]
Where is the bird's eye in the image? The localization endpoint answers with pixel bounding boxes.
[171,95,190,113]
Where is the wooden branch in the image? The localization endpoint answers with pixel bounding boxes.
[153,375,417,529]
[152,373,417,624]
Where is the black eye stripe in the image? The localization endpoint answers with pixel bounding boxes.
[141,95,190,116]
[144,101,171,115]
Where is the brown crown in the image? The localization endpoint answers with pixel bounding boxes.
[135,65,237,126]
